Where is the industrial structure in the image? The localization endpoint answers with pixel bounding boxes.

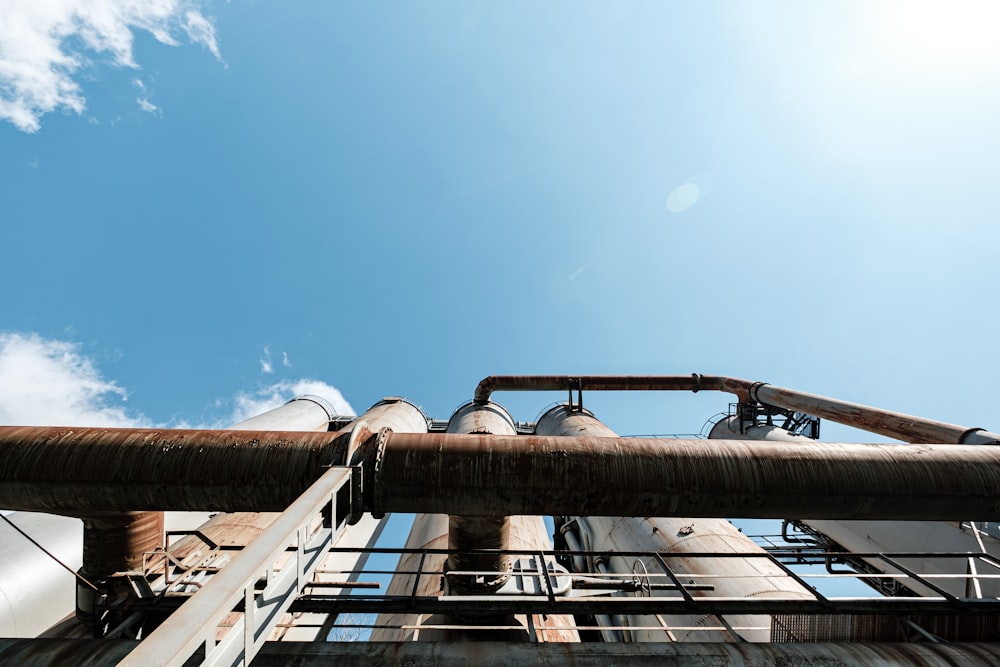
[2,374,1000,665]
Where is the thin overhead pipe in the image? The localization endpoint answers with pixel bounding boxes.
[473,374,1000,444]
[6,426,1000,520]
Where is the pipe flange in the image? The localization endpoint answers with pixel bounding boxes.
[369,427,392,518]
[748,381,769,405]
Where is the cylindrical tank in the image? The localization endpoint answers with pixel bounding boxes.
[0,512,83,638]
[708,415,817,442]
[230,394,341,432]
[373,401,578,642]
[542,405,813,642]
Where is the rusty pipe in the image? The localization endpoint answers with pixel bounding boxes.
[474,374,748,404]
[369,432,1000,521]
[0,426,350,513]
[6,428,1000,520]
[748,383,1000,444]
[474,374,1000,444]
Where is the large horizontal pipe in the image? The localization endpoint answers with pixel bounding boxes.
[473,375,1000,444]
[5,427,1000,520]
[370,433,1000,521]
[0,426,348,513]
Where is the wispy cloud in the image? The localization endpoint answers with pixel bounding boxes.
[259,346,274,374]
[0,0,222,133]
[0,332,149,427]
[136,97,160,115]
[282,351,291,368]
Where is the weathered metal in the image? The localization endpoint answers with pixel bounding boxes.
[747,383,1000,444]
[75,511,164,622]
[473,374,750,404]
[474,374,1000,443]
[5,427,1000,519]
[371,432,1000,520]
[371,514,580,643]
[8,639,1000,666]
[0,426,349,512]
[539,406,812,643]
[445,402,517,594]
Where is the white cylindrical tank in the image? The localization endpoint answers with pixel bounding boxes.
[0,511,82,638]
[709,415,1000,599]
[373,401,578,642]
[541,405,813,642]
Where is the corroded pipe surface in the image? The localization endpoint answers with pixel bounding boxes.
[750,384,1000,444]
[6,428,1000,519]
[0,426,349,512]
[372,433,1000,520]
[473,374,746,404]
[474,374,1000,444]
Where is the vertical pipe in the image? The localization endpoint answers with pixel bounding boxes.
[540,405,813,643]
[445,402,516,594]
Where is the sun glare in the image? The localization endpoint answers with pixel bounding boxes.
[876,0,1000,74]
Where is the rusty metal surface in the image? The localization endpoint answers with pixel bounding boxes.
[372,432,1000,521]
[445,401,517,595]
[475,374,1000,443]
[8,640,1000,666]
[474,374,747,404]
[79,512,163,578]
[750,383,1000,444]
[5,425,1000,518]
[0,426,350,512]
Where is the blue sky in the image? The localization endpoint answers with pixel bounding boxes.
[2,1,1000,443]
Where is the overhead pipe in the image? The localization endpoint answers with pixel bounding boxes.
[6,428,1000,520]
[473,374,1000,444]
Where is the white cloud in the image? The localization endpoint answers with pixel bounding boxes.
[0,332,355,431]
[282,351,291,368]
[259,346,273,374]
[0,332,149,427]
[228,380,355,426]
[136,97,159,114]
[0,0,222,133]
